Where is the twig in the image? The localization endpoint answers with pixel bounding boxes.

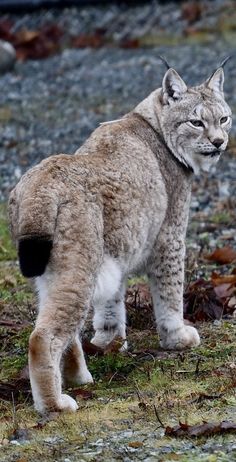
[153,404,165,428]
[11,391,17,431]
[195,357,201,375]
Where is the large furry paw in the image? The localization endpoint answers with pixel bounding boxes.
[91,329,127,351]
[75,367,94,385]
[160,325,200,350]
[35,393,78,413]
[58,394,78,412]
[64,365,94,387]
[91,328,115,349]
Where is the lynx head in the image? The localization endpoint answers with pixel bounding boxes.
[159,63,232,174]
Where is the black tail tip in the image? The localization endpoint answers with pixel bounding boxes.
[18,236,53,278]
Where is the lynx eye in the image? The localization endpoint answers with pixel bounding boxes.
[220,116,228,124]
[189,120,204,128]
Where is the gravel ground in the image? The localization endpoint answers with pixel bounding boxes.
[0,1,235,223]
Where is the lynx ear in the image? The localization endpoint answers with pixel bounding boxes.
[162,68,187,104]
[206,67,224,94]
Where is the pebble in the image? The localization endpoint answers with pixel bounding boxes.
[0,40,16,74]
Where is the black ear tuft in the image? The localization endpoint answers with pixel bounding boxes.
[18,236,53,278]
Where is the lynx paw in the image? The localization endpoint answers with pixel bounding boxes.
[58,394,78,412]
[91,329,127,351]
[91,329,115,349]
[160,325,200,350]
[76,367,94,385]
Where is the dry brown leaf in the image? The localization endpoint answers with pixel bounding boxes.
[213,283,235,299]
[14,29,40,45]
[182,2,203,24]
[205,246,236,265]
[120,39,140,49]
[184,279,224,321]
[128,441,143,448]
[104,336,125,354]
[71,388,94,400]
[0,379,31,402]
[82,339,103,356]
[211,271,236,286]
[71,33,104,48]
[165,420,236,437]
[228,296,236,308]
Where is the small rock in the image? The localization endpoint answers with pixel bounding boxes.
[218,180,230,198]
[9,428,31,442]
[0,40,16,74]
[1,438,9,445]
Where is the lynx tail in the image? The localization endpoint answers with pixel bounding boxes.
[18,235,53,277]
[8,178,59,278]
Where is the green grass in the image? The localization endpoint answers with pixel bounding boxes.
[0,203,235,461]
[0,204,16,261]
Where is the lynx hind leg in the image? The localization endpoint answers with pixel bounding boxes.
[29,321,78,413]
[31,272,94,414]
[91,257,127,350]
[63,336,93,387]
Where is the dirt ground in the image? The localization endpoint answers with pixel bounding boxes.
[0,202,236,462]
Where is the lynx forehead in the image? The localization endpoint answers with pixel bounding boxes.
[8,62,232,413]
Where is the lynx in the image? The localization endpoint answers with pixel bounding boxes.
[8,64,232,413]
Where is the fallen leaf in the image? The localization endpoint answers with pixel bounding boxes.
[104,336,125,354]
[16,24,63,60]
[165,420,236,437]
[0,379,31,402]
[204,246,236,264]
[82,339,103,356]
[211,271,236,286]
[228,296,236,308]
[0,19,15,42]
[182,2,203,24]
[126,283,154,329]
[184,279,224,321]
[119,39,140,49]
[71,33,104,48]
[71,388,94,400]
[213,283,235,299]
[128,441,143,448]
[14,28,40,45]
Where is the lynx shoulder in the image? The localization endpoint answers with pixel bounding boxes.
[8,64,232,413]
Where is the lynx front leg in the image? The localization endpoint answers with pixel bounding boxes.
[63,336,93,386]
[149,238,200,350]
[91,281,127,350]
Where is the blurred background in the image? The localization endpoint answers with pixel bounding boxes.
[0,0,235,204]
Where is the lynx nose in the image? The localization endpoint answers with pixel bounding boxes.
[212,138,224,149]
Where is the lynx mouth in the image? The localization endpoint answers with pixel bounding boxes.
[200,150,221,157]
